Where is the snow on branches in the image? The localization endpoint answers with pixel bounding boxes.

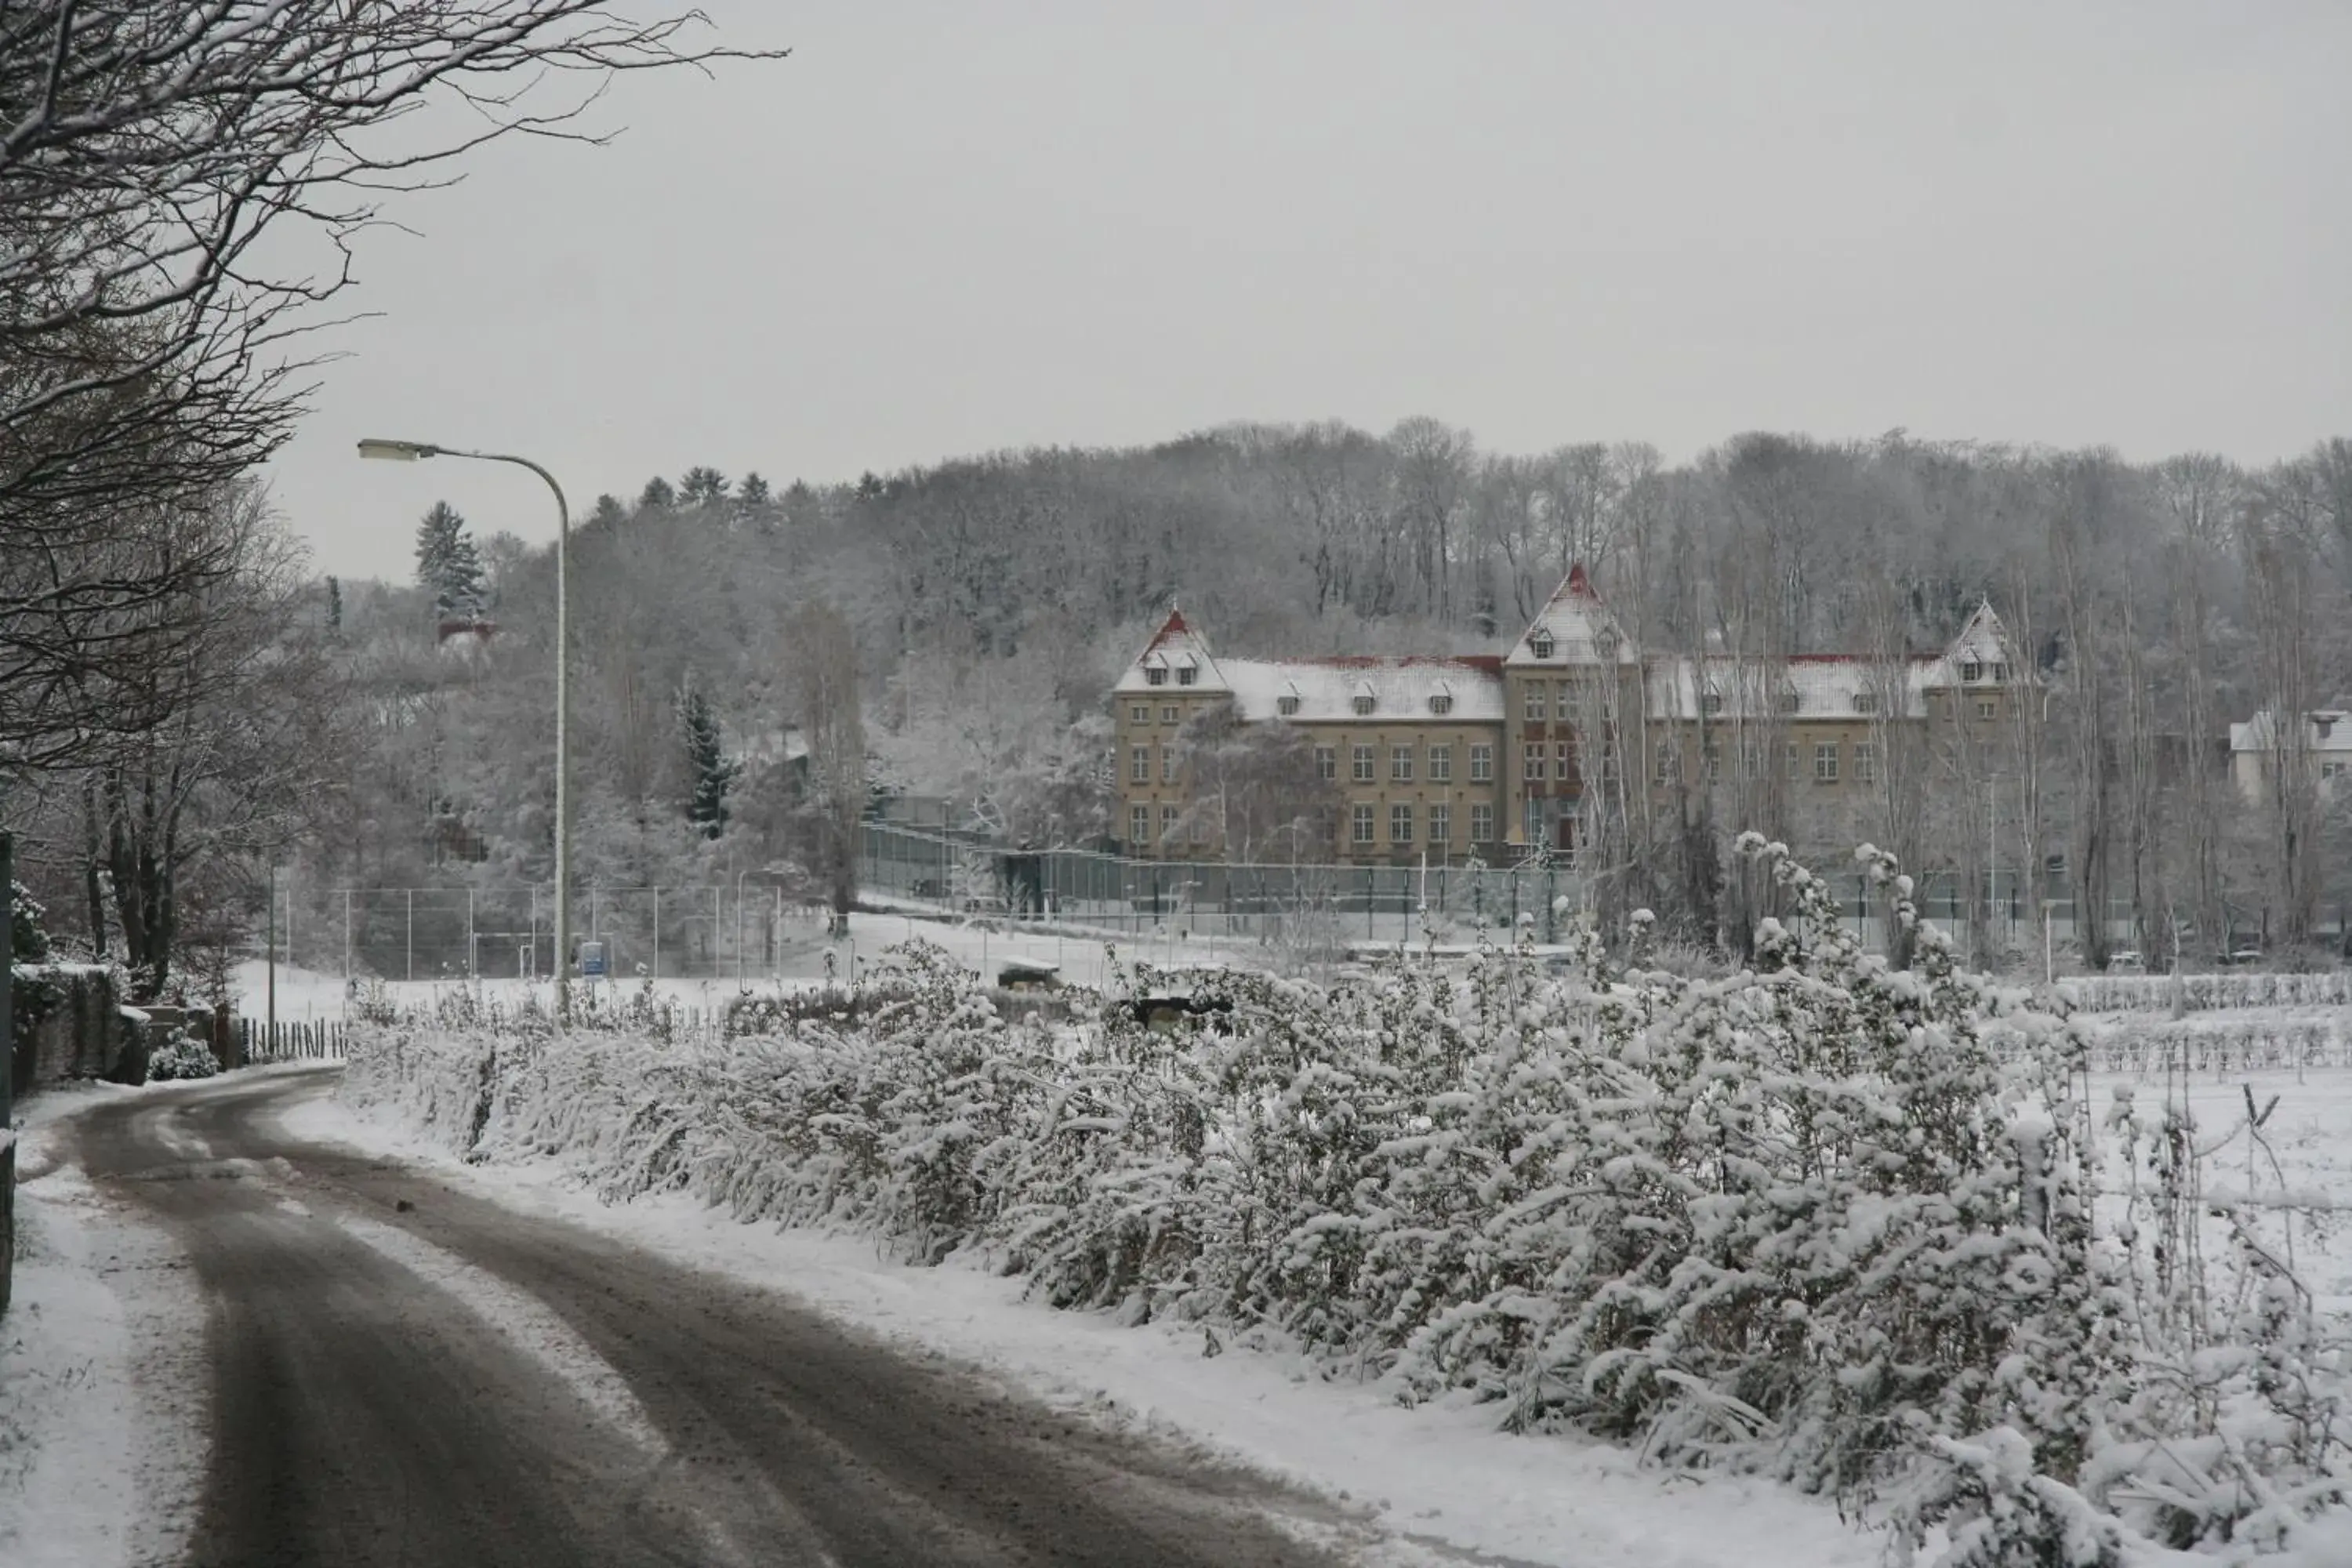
[347,838,2352,1563]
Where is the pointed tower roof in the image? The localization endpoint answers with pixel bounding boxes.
[1505,562,1637,666]
[1116,604,1230,694]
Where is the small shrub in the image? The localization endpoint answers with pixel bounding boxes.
[146,1029,219,1081]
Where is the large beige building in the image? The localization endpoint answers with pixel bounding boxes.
[1114,566,2022,866]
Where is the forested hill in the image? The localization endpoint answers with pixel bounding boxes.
[321,422,2349,898]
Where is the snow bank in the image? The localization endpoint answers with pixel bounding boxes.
[0,1116,203,1568]
[343,837,2352,1566]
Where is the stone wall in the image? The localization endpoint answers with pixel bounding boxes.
[10,964,150,1091]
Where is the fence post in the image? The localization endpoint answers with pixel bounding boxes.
[405,888,413,983]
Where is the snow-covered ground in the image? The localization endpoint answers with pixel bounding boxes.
[281,1087,1882,1568]
[0,1085,204,1568]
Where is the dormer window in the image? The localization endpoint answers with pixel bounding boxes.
[1700,692,1724,717]
[1988,662,2006,683]
[1352,694,1375,717]
[1145,666,1167,687]
[1853,691,1878,714]
[1428,693,1453,715]
[1530,632,1555,660]
[1777,691,1802,714]
[1177,665,1198,687]
[1277,694,1301,717]
[1962,659,1984,683]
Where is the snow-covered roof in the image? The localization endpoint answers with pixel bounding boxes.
[1112,608,1232,695]
[2230,708,2352,755]
[1643,655,1947,720]
[1505,564,1638,668]
[1218,656,1505,723]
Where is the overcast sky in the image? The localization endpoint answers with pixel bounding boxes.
[277,0,2352,582]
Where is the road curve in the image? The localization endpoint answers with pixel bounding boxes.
[74,1069,1358,1568]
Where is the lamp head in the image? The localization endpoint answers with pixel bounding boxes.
[356,438,441,462]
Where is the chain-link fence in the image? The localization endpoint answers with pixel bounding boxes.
[310,884,837,983]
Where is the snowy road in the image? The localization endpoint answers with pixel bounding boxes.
[72,1071,1362,1568]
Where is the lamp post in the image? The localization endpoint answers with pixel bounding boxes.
[358,438,572,1022]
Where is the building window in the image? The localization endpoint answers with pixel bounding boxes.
[1778,691,1802,714]
[1131,746,1150,783]
[1160,804,1179,842]
[1352,744,1374,782]
[1131,804,1149,844]
[1145,666,1167,686]
[1701,692,1723,716]
[1316,746,1336,780]
[1392,746,1413,782]
[1524,685,1546,721]
[1470,803,1494,844]
[1429,745,1452,782]
[1976,699,1998,720]
[1854,742,1878,782]
[1390,804,1414,844]
[1160,745,1176,782]
[1654,739,1678,782]
[1277,695,1301,717]
[1177,665,1198,686]
[2325,761,2347,780]
[1740,742,1762,778]
[1131,704,1149,724]
[1785,742,1800,780]
[1989,662,2006,683]
[1429,804,1451,845]
[1853,691,1878,714]
[1557,683,1580,722]
[1814,742,1838,783]
[1161,704,1179,724]
[1704,739,1723,783]
[1352,804,1375,844]
[1555,740,1570,779]
[1523,743,1544,782]
[1530,632,1555,659]
[1189,811,1210,844]
[1352,694,1375,716]
[1962,659,1983,683]
[1469,744,1494,782]
[1428,693,1453,715]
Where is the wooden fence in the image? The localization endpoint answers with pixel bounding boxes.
[238,1018,349,1064]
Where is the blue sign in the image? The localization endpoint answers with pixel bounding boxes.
[580,940,608,978]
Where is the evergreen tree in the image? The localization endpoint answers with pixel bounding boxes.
[413,500,485,620]
[638,475,676,510]
[680,684,735,839]
[589,493,627,531]
[678,466,730,507]
[736,471,772,507]
[325,575,343,637]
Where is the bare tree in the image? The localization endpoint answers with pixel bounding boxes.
[0,5,779,767]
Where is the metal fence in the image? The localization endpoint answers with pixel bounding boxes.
[854,820,2159,956]
[298,885,839,984]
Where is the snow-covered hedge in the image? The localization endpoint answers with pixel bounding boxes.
[344,837,2352,1564]
[2062,971,2352,1016]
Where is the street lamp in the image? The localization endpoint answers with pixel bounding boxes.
[358,437,573,1022]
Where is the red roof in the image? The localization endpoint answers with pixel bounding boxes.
[1142,607,1190,652]
[1565,561,1595,598]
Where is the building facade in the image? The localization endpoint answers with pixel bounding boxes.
[1113,566,2024,867]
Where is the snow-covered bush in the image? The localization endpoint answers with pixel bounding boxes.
[343,837,2352,1563]
[144,1029,218,1081]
